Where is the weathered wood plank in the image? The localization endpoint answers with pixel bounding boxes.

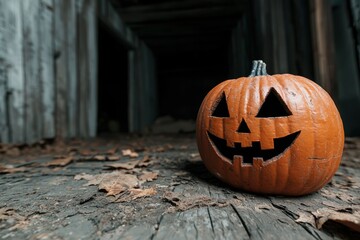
[39,0,55,139]
[309,0,336,95]
[54,0,78,140]
[349,0,360,70]
[0,0,25,143]
[121,7,243,25]
[77,0,97,137]
[140,43,157,132]
[287,0,314,78]
[54,0,69,140]
[22,0,42,144]
[86,0,97,138]
[66,0,77,138]
[229,17,250,78]
[98,0,136,49]
[0,58,8,143]
[0,1,9,142]
[77,0,88,138]
[154,207,251,240]
[128,41,157,133]
[0,135,359,239]
[270,0,288,73]
[128,50,137,132]
[118,0,246,13]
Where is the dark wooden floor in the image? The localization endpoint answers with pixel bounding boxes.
[0,134,359,240]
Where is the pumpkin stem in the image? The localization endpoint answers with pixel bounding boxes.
[248,60,268,77]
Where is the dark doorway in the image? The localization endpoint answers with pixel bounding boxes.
[97,21,129,134]
[156,36,231,120]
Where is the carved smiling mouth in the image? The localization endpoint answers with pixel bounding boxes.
[207,131,301,165]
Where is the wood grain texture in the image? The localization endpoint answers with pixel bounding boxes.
[39,0,55,139]
[54,0,69,140]
[309,0,336,95]
[128,41,157,133]
[66,0,78,138]
[22,0,42,144]
[1,135,358,239]
[86,0,98,138]
[349,0,360,70]
[77,0,97,138]
[0,0,25,143]
[97,0,136,49]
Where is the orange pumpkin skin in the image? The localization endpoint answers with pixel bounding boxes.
[196,60,344,196]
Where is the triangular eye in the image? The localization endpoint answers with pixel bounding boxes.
[256,88,292,118]
[237,119,251,133]
[211,92,230,117]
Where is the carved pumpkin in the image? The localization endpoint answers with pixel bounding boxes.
[196,60,344,196]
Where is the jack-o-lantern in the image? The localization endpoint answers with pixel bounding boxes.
[196,60,344,196]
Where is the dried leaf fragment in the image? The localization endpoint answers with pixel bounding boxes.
[0,165,27,174]
[93,155,106,161]
[45,156,73,167]
[105,161,139,170]
[122,149,139,158]
[295,212,316,228]
[106,147,118,155]
[107,155,121,161]
[74,171,139,196]
[117,187,157,202]
[138,171,158,182]
[136,155,152,167]
[313,208,360,232]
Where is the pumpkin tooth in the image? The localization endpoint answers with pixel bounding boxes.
[207,131,301,165]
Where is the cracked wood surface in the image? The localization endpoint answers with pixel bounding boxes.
[0,134,359,240]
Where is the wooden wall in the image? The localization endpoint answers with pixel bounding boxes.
[0,0,98,144]
[248,0,314,79]
[0,0,157,144]
[128,41,157,133]
[98,1,158,134]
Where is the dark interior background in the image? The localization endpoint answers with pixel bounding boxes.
[98,21,129,133]
[97,0,360,136]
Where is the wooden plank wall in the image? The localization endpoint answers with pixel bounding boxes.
[0,0,25,143]
[229,16,251,78]
[0,0,98,144]
[251,0,314,78]
[349,0,360,72]
[77,0,98,138]
[309,0,336,95]
[128,41,157,133]
[0,0,157,143]
[98,1,158,133]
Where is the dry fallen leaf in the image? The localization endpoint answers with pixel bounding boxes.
[295,212,316,228]
[0,165,27,174]
[189,153,200,159]
[117,187,157,202]
[5,147,21,157]
[122,149,139,158]
[74,173,94,182]
[106,147,118,155]
[45,156,73,167]
[0,208,23,220]
[313,208,360,232]
[137,155,152,167]
[93,155,106,161]
[138,171,158,182]
[105,161,139,170]
[107,155,121,161]
[79,149,94,156]
[74,171,139,196]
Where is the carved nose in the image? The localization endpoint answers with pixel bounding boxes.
[237,119,251,133]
